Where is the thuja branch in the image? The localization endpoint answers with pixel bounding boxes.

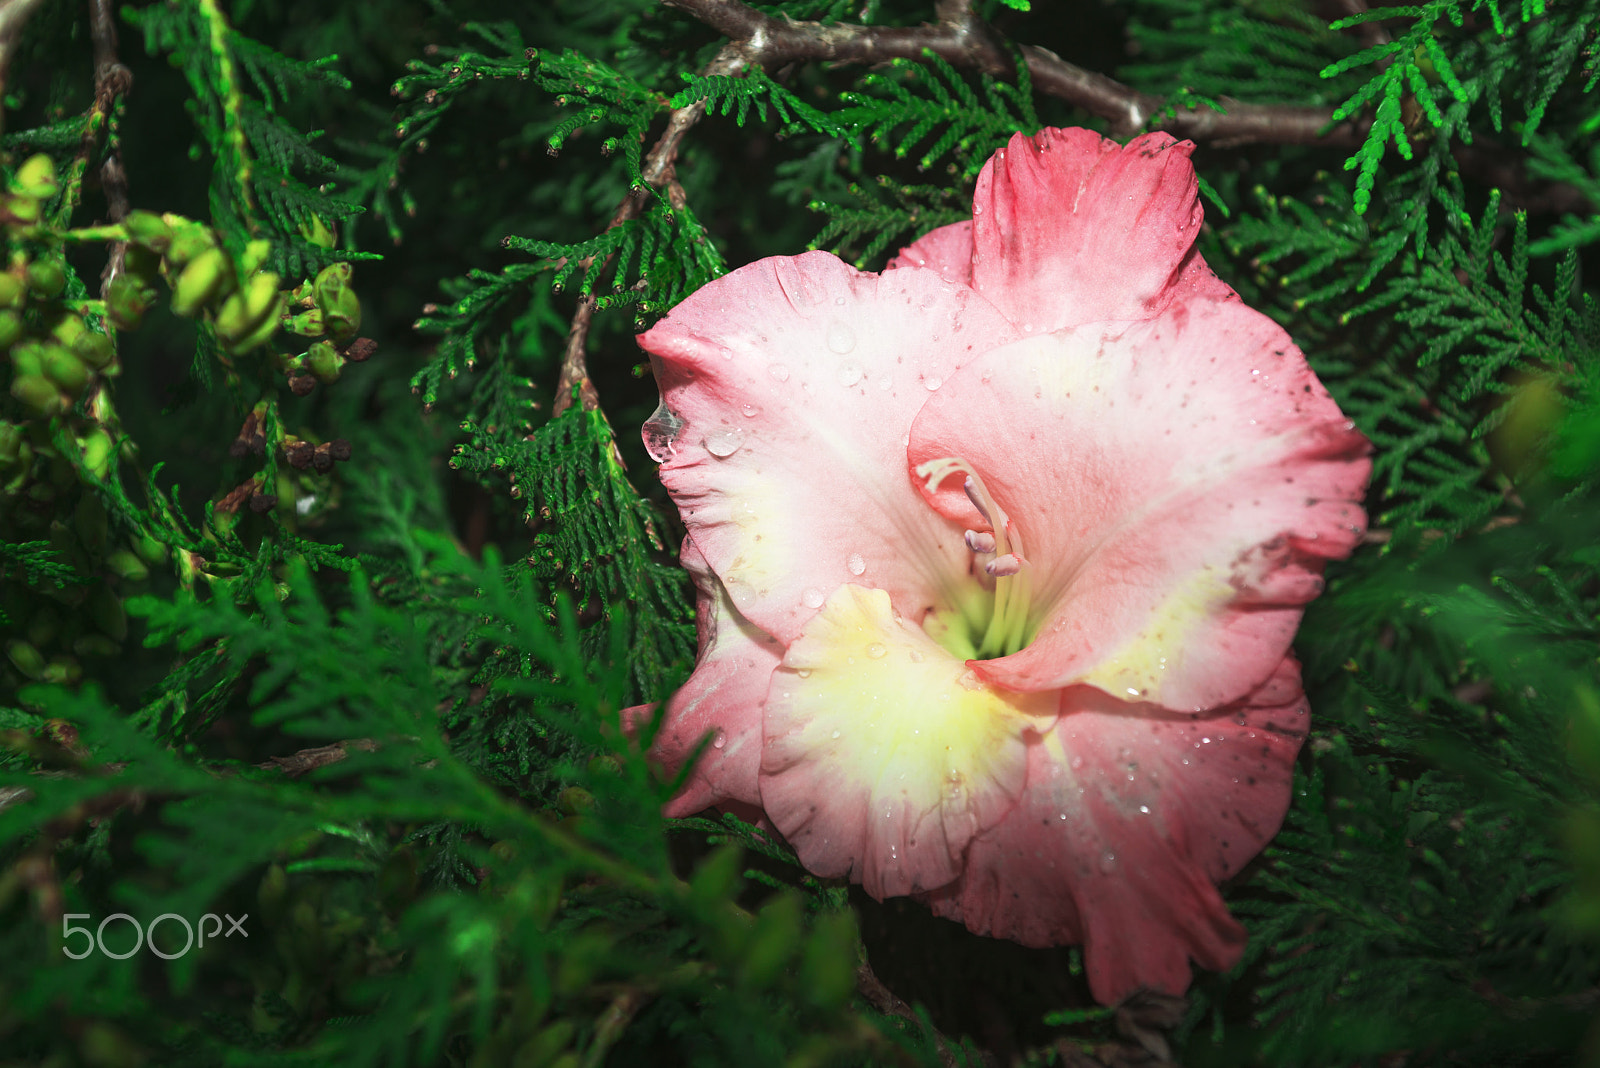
[553,44,746,418]
[662,0,1364,146]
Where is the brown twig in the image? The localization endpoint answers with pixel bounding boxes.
[88,0,134,297]
[257,738,379,777]
[664,0,1365,145]
[552,43,747,419]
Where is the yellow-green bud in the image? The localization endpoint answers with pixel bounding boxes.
[106,548,150,582]
[106,275,154,332]
[25,260,67,300]
[9,374,63,416]
[41,344,89,393]
[79,429,114,479]
[321,288,361,343]
[240,239,273,276]
[73,332,115,371]
[5,639,46,679]
[12,154,58,199]
[170,247,232,317]
[286,307,324,338]
[299,214,336,249]
[0,309,22,349]
[163,224,216,270]
[121,210,173,252]
[0,273,26,309]
[4,195,42,225]
[304,341,341,383]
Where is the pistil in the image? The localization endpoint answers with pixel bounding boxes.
[914,457,1035,659]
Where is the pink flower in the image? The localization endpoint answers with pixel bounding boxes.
[634,128,1370,1004]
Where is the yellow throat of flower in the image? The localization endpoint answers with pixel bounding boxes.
[914,457,1037,662]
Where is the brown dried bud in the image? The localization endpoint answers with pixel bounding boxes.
[288,375,317,396]
[216,481,255,514]
[311,443,336,472]
[248,490,277,513]
[343,337,378,362]
[328,439,352,461]
[283,440,315,470]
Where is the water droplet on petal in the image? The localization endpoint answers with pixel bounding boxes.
[641,398,684,462]
[712,730,727,749]
[833,296,846,306]
[768,363,790,382]
[866,642,886,659]
[705,427,745,457]
[831,729,841,739]
[837,360,863,387]
[1069,755,1084,770]
[847,552,866,575]
[802,587,825,609]
[1138,804,1150,814]
[826,321,856,354]
[924,375,942,391]
[909,649,925,663]
[1099,851,1116,873]
[740,403,761,418]
[796,668,812,679]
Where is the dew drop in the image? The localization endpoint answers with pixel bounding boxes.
[712,730,727,750]
[1138,804,1150,814]
[831,729,842,739]
[909,649,925,663]
[796,668,812,679]
[924,375,943,391]
[866,642,887,659]
[833,296,846,306]
[768,363,791,382]
[641,398,683,462]
[740,403,761,418]
[837,359,863,387]
[847,552,866,575]
[705,427,745,458]
[826,321,856,355]
[1069,755,1084,770]
[1099,850,1116,873]
[802,587,825,609]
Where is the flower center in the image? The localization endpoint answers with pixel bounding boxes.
[914,457,1036,661]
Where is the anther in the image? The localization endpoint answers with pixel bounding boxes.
[963,477,994,525]
[985,553,1027,577]
[964,529,996,553]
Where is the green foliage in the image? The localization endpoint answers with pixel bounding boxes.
[836,50,1038,179]
[2,0,1600,1064]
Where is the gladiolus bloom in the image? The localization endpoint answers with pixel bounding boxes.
[634,127,1370,1004]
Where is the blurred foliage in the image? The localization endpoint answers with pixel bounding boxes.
[0,0,1597,1066]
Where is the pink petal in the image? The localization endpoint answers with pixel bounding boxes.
[907,296,1370,712]
[887,220,974,285]
[757,584,1056,899]
[638,251,1018,646]
[919,656,1308,1004]
[650,536,782,817]
[969,129,1205,332]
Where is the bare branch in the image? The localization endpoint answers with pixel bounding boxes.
[553,43,746,419]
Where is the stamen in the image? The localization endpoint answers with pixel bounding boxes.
[963,477,994,526]
[964,529,996,553]
[913,455,1035,659]
[985,553,1027,577]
